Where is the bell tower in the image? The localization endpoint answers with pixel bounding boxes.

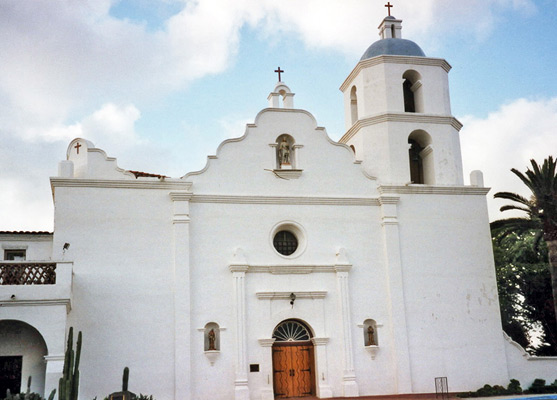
[339,14,464,186]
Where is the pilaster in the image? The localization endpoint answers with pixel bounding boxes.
[44,355,64,397]
[379,195,412,393]
[170,189,193,400]
[230,248,250,400]
[334,249,359,397]
[311,337,333,398]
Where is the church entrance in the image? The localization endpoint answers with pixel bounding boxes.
[272,320,315,398]
[0,356,22,398]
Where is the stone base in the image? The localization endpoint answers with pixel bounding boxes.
[318,384,334,398]
[260,388,274,400]
[234,380,250,400]
[342,377,359,397]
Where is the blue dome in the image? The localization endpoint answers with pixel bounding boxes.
[360,38,425,60]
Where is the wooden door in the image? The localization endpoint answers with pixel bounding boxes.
[273,343,314,398]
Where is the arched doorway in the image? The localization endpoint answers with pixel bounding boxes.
[0,320,48,398]
[272,320,315,398]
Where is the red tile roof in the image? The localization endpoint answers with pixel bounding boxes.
[0,231,52,235]
[127,170,167,179]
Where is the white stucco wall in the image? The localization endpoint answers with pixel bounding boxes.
[1,234,53,261]
[504,333,557,388]
[396,192,509,392]
[51,185,180,400]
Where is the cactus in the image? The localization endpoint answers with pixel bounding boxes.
[122,367,129,392]
[58,327,82,400]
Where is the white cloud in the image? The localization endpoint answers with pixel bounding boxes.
[460,97,557,221]
[0,0,543,231]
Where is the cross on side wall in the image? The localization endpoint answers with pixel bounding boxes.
[74,142,82,154]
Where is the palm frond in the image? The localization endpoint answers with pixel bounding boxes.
[491,218,542,238]
[500,205,532,214]
[494,191,531,206]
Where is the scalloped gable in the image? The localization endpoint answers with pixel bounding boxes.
[65,138,135,179]
[184,108,377,197]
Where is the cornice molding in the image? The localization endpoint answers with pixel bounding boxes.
[44,355,65,362]
[247,265,337,274]
[191,195,379,206]
[229,265,249,273]
[0,235,52,242]
[50,178,192,191]
[256,291,327,300]
[340,55,452,91]
[170,191,193,201]
[0,299,71,313]
[378,185,490,195]
[311,337,330,346]
[378,195,400,205]
[340,113,463,143]
[258,338,276,347]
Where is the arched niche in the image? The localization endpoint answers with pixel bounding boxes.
[350,86,358,125]
[204,322,220,352]
[276,134,296,169]
[363,319,378,346]
[402,70,423,113]
[408,130,434,185]
[0,320,48,397]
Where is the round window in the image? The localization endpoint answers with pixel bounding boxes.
[270,221,306,258]
[273,231,298,256]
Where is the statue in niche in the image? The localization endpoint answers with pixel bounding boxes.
[208,328,216,350]
[279,138,291,165]
[367,325,376,346]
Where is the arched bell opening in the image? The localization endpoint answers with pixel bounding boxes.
[350,86,358,125]
[408,130,434,185]
[402,70,423,113]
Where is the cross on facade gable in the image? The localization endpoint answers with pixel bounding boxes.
[74,142,82,154]
[385,2,393,16]
[274,67,284,82]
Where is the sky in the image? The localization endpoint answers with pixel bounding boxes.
[1,0,557,231]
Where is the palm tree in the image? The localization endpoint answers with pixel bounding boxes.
[491,156,557,329]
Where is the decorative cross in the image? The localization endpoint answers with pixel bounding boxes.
[74,142,82,154]
[385,1,393,16]
[274,67,284,82]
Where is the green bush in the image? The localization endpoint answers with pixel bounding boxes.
[507,379,522,394]
[457,379,524,398]
[526,378,557,394]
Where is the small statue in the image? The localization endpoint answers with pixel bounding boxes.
[279,138,290,165]
[367,325,376,346]
[208,329,216,350]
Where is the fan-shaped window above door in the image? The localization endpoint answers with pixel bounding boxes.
[272,320,312,342]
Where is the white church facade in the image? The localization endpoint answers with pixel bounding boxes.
[1,14,556,400]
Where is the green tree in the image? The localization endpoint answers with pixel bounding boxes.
[492,230,556,355]
[491,156,557,331]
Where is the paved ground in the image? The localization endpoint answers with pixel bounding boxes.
[321,394,557,400]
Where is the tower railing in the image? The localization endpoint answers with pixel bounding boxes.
[0,262,57,285]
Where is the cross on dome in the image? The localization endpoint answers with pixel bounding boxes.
[385,2,393,16]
